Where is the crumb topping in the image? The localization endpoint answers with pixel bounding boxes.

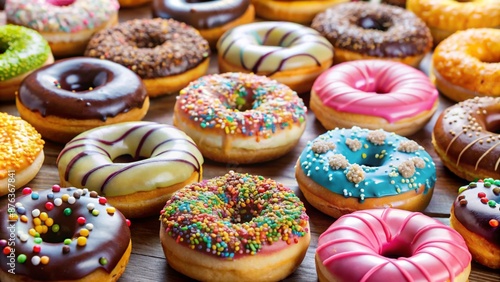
[345,138,362,151]
[311,140,336,154]
[398,159,416,178]
[398,140,420,153]
[346,164,365,183]
[329,154,349,170]
[367,130,386,145]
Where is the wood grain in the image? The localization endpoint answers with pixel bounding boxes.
[1,4,499,282]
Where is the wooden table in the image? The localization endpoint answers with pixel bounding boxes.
[1,5,499,282]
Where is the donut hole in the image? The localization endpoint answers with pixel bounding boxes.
[484,111,500,133]
[357,16,392,32]
[134,33,166,49]
[60,70,108,92]
[361,156,386,167]
[185,0,214,3]
[219,86,255,111]
[40,224,74,243]
[113,154,146,163]
[380,242,412,259]
[46,0,76,6]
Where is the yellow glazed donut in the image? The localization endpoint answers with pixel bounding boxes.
[217,21,334,93]
[5,0,120,57]
[251,0,349,24]
[407,0,500,45]
[0,113,44,197]
[57,121,204,218]
[173,73,308,164]
[431,28,500,102]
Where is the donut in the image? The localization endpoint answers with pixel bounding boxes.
[251,0,348,24]
[16,57,149,143]
[153,0,255,48]
[0,185,132,282]
[0,25,54,101]
[316,209,472,281]
[432,96,500,181]
[119,0,150,8]
[380,0,406,8]
[5,0,120,57]
[407,0,500,45]
[217,21,334,94]
[0,113,44,197]
[431,28,500,102]
[295,127,436,218]
[159,171,310,282]
[57,121,204,218]
[85,18,210,98]
[311,2,433,67]
[173,72,308,164]
[450,179,500,269]
[310,60,439,136]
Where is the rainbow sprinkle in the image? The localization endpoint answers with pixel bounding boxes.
[176,73,307,141]
[160,171,309,259]
[5,0,119,33]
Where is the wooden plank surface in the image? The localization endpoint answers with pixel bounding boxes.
[1,4,499,282]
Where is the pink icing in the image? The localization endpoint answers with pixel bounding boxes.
[312,60,438,123]
[316,209,471,282]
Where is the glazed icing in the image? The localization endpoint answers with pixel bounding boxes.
[5,0,119,33]
[217,21,333,74]
[174,72,307,142]
[454,179,500,246]
[0,25,52,81]
[153,0,250,29]
[298,127,436,201]
[17,57,147,121]
[160,171,309,259]
[57,122,203,197]
[0,186,131,280]
[312,60,438,123]
[316,209,471,281]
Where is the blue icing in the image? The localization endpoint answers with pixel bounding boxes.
[299,127,436,202]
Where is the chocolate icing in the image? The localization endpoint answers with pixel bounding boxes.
[0,187,131,280]
[454,180,500,246]
[17,57,147,121]
[152,0,250,29]
[311,2,432,58]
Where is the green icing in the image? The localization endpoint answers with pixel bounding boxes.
[299,127,437,202]
[0,25,51,81]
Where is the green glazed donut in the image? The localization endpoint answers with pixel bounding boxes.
[0,25,53,100]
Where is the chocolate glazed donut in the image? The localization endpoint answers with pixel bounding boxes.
[152,0,251,29]
[17,57,147,122]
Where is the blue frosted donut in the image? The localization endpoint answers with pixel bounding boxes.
[295,126,436,218]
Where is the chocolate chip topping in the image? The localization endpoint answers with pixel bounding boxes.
[311,2,432,58]
[85,18,210,79]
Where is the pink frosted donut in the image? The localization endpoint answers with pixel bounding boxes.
[316,209,472,282]
[310,60,438,136]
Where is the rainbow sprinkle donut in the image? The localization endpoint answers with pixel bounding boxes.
[5,0,120,57]
[296,126,436,218]
[173,72,307,164]
[159,171,310,281]
[0,185,132,281]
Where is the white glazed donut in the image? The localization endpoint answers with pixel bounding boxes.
[217,21,334,93]
[56,121,204,218]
